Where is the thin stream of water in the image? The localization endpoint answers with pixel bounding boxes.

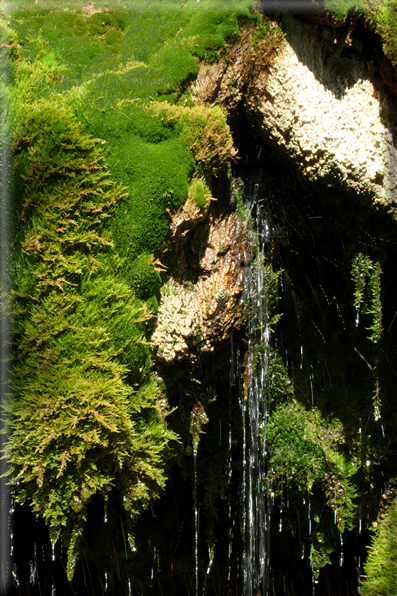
[194,451,198,596]
[240,185,273,595]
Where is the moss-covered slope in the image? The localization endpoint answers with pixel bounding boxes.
[2,0,262,581]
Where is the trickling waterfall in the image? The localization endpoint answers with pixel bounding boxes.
[239,184,278,595]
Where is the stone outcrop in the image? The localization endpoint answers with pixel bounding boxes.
[193,14,397,210]
[152,211,254,363]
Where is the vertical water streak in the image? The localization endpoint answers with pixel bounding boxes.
[227,333,234,589]
[194,452,198,596]
[241,184,275,595]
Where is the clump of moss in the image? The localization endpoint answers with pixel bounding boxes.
[127,254,162,301]
[267,400,358,579]
[324,0,397,69]
[148,101,238,177]
[324,0,365,22]
[5,44,176,580]
[370,0,397,65]
[352,253,382,344]
[361,493,397,595]
[351,253,383,420]
[188,176,212,209]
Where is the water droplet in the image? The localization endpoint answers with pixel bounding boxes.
[339,533,344,567]
[12,564,19,587]
[29,560,37,586]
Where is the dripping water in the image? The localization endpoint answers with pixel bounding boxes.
[11,564,19,588]
[194,452,198,596]
[240,183,275,595]
[227,332,238,588]
[104,497,108,523]
[339,533,344,567]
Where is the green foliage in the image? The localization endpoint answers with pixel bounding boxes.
[361,495,397,595]
[267,401,358,529]
[351,253,383,420]
[352,253,383,344]
[267,400,358,577]
[4,0,268,583]
[5,54,176,579]
[324,0,365,22]
[243,252,282,339]
[108,133,194,258]
[372,0,397,65]
[9,0,253,93]
[180,1,248,62]
[126,254,162,301]
[324,0,397,67]
[7,0,242,267]
[188,176,211,209]
[148,101,238,177]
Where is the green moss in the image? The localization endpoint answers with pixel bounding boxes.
[6,50,177,578]
[126,254,162,301]
[149,43,199,90]
[149,101,237,177]
[188,177,211,209]
[108,135,194,257]
[361,495,397,595]
[4,0,257,581]
[324,0,397,68]
[370,0,397,65]
[324,0,365,22]
[267,400,358,579]
[351,253,383,344]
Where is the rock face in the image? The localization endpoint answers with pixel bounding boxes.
[257,15,397,205]
[194,14,397,210]
[153,11,397,366]
[152,211,254,363]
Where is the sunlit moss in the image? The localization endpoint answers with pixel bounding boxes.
[324,0,397,68]
[361,494,397,595]
[4,0,255,580]
[266,400,358,579]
